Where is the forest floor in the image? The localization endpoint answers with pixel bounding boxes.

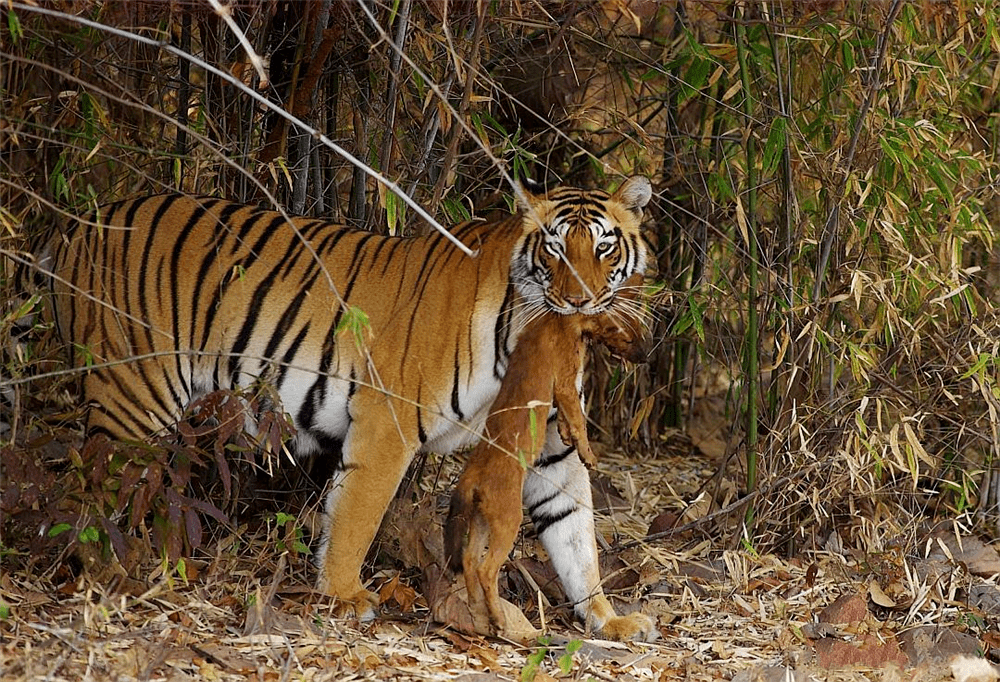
[2,404,999,682]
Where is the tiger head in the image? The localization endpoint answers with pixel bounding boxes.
[513,176,653,316]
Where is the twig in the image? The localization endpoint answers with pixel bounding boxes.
[353,0,594,296]
[617,468,808,552]
[407,75,454,198]
[379,0,413,180]
[351,0,530,211]
[205,0,267,85]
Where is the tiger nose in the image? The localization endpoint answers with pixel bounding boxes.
[564,295,588,309]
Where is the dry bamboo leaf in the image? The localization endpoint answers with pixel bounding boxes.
[929,283,970,306]
[888,423,904,468]
[902,422,935,468]
[851,269,864,310]
[629,395,655,440]
[734,196,749,248]
[868,580,896,608]
[722,79,742,101]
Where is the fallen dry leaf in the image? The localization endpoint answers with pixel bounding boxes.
[378,573,420,613]
[868,580,896,608]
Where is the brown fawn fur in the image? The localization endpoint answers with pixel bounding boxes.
[444,295,645,636]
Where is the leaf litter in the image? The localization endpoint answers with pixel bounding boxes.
[3,426,998,682]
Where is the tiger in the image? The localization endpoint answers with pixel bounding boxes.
[444,276,649,640]
[39,175,657,641]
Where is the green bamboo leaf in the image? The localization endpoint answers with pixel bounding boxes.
[761,116,787,175]
[680,57,711,101]
[336,305,371,350]
[924,163,953,203]
[386,189,398,236]
[683,29,711,59]
[8,10,23,43]
[960,353,992,380]
[672,294,706,344]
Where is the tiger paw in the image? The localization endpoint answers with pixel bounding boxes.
[598,612,658,642]
[327,587,380,622]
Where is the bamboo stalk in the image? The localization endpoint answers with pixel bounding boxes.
[429,0,487,214]
[292,0,332,215]
[735,1,759,532]
[174,9,191,187]
[761,2,795,449]
[812,0,903,302]
[379,0,413,187]
[324,67,341,214]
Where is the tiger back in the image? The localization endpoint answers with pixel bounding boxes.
[42,176,657,639]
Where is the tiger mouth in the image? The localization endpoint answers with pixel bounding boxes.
[547,297,609,316]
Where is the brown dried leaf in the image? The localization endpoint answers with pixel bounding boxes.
[378,573,419,613]
[868,580,896,608]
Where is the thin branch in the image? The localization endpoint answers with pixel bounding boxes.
[205,0,268,86]
[379,0,413,181]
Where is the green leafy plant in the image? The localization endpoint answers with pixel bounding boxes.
[520,636,550,682]
[519,637,583,681]
[557,639,583,675]
[336,305,372,352]
[272,511,311,556]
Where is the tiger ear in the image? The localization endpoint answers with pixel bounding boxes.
[613,176,652,214]
[514,179,545,212]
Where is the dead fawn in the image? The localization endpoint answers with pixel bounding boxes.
[444,292,646,637]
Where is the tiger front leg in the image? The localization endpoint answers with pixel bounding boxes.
[314,396,418,621]
[525,420,658,642]
[315,471,385,620]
